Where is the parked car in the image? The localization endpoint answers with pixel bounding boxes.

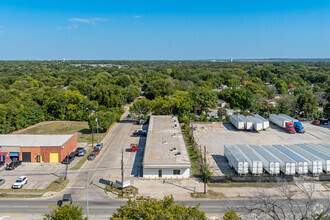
[58,194,73,207]
[69,151,78,158]
[77,149,87,156]
[75,147,85,153]
[320,118,329,125]
[0,179,5,185]
[312,120,321,126]
[127,113,131,118]
[12,176,27,189]
[130,143,138,152]
[87,152,96,160]
[95,143,103,149]
[61,156,74,164]
[5,161,22,170]
[133,129,147,137]
[93,148,101,155]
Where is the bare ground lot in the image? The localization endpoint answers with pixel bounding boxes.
[193,122,330,176]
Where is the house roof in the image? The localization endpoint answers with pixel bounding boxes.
[0,134,76,147]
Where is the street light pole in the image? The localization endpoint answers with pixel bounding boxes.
[86,169,91,218]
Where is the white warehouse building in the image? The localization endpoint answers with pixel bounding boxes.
[142,115,191,179]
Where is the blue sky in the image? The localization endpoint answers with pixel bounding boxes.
[0,0,329,60]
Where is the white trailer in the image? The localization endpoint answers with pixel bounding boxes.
[237,115,253,130]
[263,145,296,175]
[247,116,263,131]
[279,114,299,122]
[296,144,330,173]
[230,115,245,130]
[319,143,330,150]
[253,114,270,129]
[269,114,289,128]
[273,145,308,175]
[236,144,263,175]
[224,144,249,175]
[306,143,330,156]
[249,145,280,175]
[285,145,323,175]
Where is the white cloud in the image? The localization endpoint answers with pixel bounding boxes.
[69,17,106,25]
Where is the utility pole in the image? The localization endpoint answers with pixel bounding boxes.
[121,149,124,196]
[96,117,99,143]
[91,125,94,149]
[204,146,207,194]
[65,152,69,180]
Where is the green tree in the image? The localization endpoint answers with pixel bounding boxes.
[217,108,227,121]
[189,87,217,114]
[220,88,255,110]
[152,96,176,115]
[111,196,206,220]
[223,210,242,220]
[145,79,174,99]
[296,91,318,117]
[42,205,87,220]
[275,79,288,95]
[129,98,152,119]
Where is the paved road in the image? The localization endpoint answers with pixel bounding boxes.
[50,107,138,202]
[1,198,329,219]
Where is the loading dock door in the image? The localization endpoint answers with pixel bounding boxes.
[22,152,31,162]
[49,152,59,163]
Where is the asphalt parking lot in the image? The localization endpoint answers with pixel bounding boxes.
[193,122,330,176]
[0,143,88,190]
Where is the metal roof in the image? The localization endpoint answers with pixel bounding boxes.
[273,145,306,163]
[0,134,76,147]
[143,115,191,168]
[249,144,279,162]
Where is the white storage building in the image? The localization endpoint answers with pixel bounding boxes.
[142,115,191,179]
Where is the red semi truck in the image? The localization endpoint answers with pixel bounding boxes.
[269,114,296,134]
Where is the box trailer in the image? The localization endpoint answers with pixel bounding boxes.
[237,115,253,130]
[224,144,249,175]
[279,114,305,133]
[319,143,330,150]
[230,115,245,130]
[269,114,296,133]
[236,144,263,175]
[273,145,308,175]
[253,114,270,129]
[306,143,330,156]
[262,145,296,175]
[296,144,330,173]
[249,145,280,175]
[247,116,263,131]
[285,145,323,175]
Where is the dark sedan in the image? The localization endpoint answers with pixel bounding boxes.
[87,153,96,160]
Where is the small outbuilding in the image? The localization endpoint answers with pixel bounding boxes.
[0,134,78,163]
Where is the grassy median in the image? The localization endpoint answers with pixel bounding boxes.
[70,147,94,170]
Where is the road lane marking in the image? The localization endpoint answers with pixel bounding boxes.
[0,213,24,215]
[205,213,255,215]
[68,186,85,189]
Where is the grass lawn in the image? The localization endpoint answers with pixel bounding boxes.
[13,121,106,144]
[181,127,201,177]
[191,190,225,199]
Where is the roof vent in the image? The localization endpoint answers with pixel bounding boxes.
[172,133,176,137]
[170,147,176,151]
[175,152,181,156]
[163,141,168,144]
